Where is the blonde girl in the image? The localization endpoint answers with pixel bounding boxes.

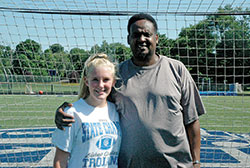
[52,53,121,168]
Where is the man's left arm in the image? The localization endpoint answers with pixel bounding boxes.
[186,119,201,168]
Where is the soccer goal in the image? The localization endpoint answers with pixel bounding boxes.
[0,0,250,167]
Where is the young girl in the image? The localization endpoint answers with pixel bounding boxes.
[52,53,121,168]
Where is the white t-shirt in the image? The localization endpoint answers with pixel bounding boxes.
[52,98,121,168]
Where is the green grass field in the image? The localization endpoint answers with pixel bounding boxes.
[199,96,250,133]
[0,94,249,133]
[0,95,77,129]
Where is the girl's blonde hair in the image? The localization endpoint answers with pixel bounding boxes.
[78,53,116,100]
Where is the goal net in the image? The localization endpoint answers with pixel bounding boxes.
[0,0,249,167]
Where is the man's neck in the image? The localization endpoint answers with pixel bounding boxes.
[132,54,159,67]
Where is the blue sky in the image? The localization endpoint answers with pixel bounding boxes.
[0,0,249,51]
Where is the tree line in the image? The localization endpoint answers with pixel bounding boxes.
[0,5,249,85]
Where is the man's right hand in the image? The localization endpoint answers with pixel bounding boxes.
[55,102,75,130]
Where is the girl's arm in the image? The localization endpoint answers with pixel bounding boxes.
[53,147,70,168]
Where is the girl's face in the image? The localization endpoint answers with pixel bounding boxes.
[85,66,115,106]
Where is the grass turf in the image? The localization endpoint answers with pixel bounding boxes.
[0,94,249,133]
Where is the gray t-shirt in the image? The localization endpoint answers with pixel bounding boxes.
[113,55,205,168]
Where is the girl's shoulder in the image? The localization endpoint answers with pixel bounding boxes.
[65,99,85,114]
[107,101,116,109]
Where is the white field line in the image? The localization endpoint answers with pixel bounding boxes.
[0,96,46,110]
[0,94,76,110]
[204,101,250,112]
[0,137,51,144]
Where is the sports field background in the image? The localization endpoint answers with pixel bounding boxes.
[0,88,250,167]
[1,93,250,133]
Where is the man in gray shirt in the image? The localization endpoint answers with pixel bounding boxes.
[56,13,205,168]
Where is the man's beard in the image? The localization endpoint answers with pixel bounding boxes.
[134,50,152,62]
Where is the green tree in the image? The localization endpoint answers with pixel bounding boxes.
[211,5,250,84]
[90,41,131,63]
[156,34,175,58]
[109,43,131,62]
[50,43,64,53]
[171,19,218,82]
[43,48,57,75]
[69,48,89,73]
[0,45,13,78]
[13,39,43,75]
[44,43,71,78]
[171,5,250,85]
[90,43,102,54]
